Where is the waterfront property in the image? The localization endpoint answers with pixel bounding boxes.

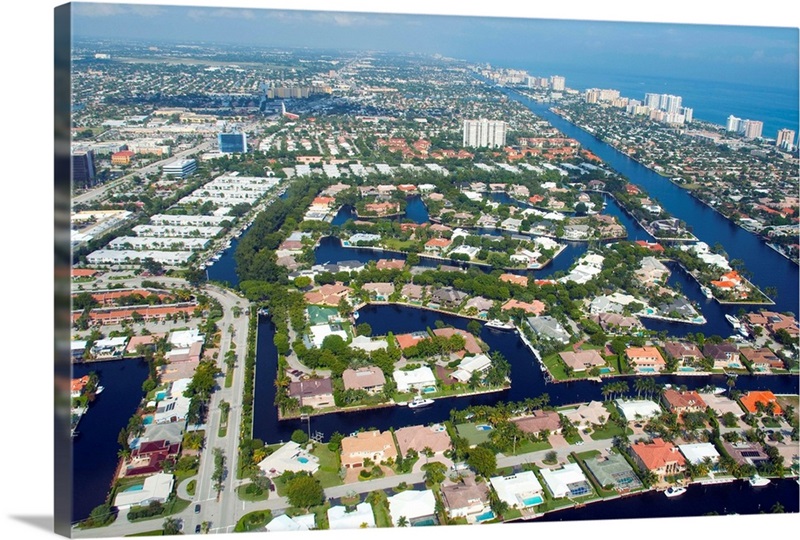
[740,390,783,415]
[113,472,174,509]
[393,366,437,393]
[512,410,562,435]
[440,475,491,522]
[489,470,545,510]
[678,443,720,466]
[342,366,386,394]
[661,389,707,415]
[703,343,743,370]
[559,350,606,373]
[615,399,662,422]
[539,462,593,498]
[625,346,666,373]
[387,489,437,526]
[288,378,335,410]
[630,438,686,483]
[257,441,320,477]
[327,502,376,529]
[394,424,451,456]
[583,453,643,492]
[455,422,494,448]
[340,430,397,469]
[563,401,608,428]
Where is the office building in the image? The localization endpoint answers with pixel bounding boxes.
[218,132,248,154]
[776,129,795,151]
[162,158,197,178]
[463,119,507,149]
[72,149,96,187]
[550,75,566,91]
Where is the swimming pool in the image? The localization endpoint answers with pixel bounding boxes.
[422,386,436,394]
[476,424,493,431]
[142,416,153,425]
[412,518,436,527]
[124,484,144,492]
[475,510,495,522]
[155,391,166,401]
[678,367,695,372]
[297,457,309,464]
[638,367,656,373]
[522,495,543,506]
[599,367,612,374]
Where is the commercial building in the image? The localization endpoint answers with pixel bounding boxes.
[72,149,96,187]
[462,119,507,149]
[550,75,566,91]
[162,158,197,177]
[218,131,248,153]
[776,128,795,151]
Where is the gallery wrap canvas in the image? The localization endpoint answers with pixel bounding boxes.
[49,1,799,539]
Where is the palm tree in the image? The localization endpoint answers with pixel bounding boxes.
[396,516,409,527]
[422,446,434,465]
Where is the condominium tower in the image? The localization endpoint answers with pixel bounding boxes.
[462,119,507,149]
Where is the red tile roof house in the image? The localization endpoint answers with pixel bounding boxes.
[124,440,181,477]
[440,475,491,521]
[661,389,707,415]
[739,391,783,415]
[739,347,785,371]
[342,366,386,394]
[630,438,686,482]
[511,410,561,435]
[303,282,352,306]
[288,378,334,409]
[501,299,545,316]
[625,346,666,373]
[499,273,529,287]
[424,237,452,253]
[432,328,482,355]
[377,259,405,270]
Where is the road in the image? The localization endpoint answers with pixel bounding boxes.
[73,140,215,206]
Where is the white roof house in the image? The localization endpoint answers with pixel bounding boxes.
[169,329,204,349]
[539,463,591,499]
[678,443,720,465]
[387,490,436,524]
[113,473,174,509]
[452,354,493,383]
[265,514,309,532]
[615,399,663,421]
[327,502,376,529]
[257,441,320,477]
[349,335,388,352]
[489,471,544,509]
[309,324,349,348]
[393,366,436,393]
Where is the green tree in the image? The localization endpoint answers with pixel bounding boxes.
[162,517,181,535]
[467,320,483,336]
[285,473,325,509]
[291,429,309,445]
[356,323,373,337]
[466,446,497,478]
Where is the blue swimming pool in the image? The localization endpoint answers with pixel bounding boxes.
[599,367,612,374]
[422,386,436,394]
[523,495,543,506]
[124,484,144,492]
[638,367,656,373]
[297,457,309,464]
[475,510,495,522]
[476,424,493,431]
[412,518,436,527]
[155,391,166,401]
[679,367,695,372]
[142,416,153,425]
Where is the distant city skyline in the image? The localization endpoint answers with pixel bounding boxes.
[72,2,798,92]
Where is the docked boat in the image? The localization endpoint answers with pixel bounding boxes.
[700,286,713,299]
[485,319,515,330]
[95,386,104,395]
[257,308,269,317]
[738,326,749,338]
[725,314,741,329]
[408,397,434,409]
[664,486,687,498]
[749,474,770,487]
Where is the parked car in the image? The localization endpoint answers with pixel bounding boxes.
[195,524,201,533]
[194,503,201,514]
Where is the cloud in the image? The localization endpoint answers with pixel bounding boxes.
[72,3,163,18]
[186,8,258,21]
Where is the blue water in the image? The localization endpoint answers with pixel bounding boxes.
[523,495,544,506]
[124,484,144,492]
[422,386,436,394]
[475,510,496,522]
[72,359,150,522]
[297,457,309,464]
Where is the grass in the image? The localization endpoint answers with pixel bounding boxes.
[218,407,230,438]
[127,497,192,523]
[761,416,781,428]
[234,509,273,532]
[511,439,551,455]
[186,480,196,497]
[382,238,417,251]
[369,491,393,528]
[236,482,270,502]
[224,366,234,388]
[286,503,330,530]
[501,508,522,521]
[311,443,344,488]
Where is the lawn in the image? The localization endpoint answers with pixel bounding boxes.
[511,439,551,455]
[542,352,570,380]
[224,366,234,388]
[311,444,344,488]
[186,480,196,497]
[369,491,393,528]
[287,503,330,530]
[127,497,191,523]
[234,510,273,532]
[382,238,417,251]
[236,483,270,502]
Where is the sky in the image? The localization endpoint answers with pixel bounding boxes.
[70,2,799,90]
[0,2,798,540]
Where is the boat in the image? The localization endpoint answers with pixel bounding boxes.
[738,326,749,338]
[700,286,713,299]
[408,397,434,409]
[485,319,515,330]
[749,474,770,487]
[95,386,104,395]
[257,308,269,317]
[725,314,741,329]
[664,486,687,498]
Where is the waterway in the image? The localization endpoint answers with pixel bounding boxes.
[72,358,150,523]
[504,88,799,315]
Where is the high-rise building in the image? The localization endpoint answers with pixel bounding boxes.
[72,149,96,187]
[550,75,565,91]
[218,132,248,153]
[463,119,507,149]
[726,115,743,132]
[585,89,600,104]
[776,129,796,151]
[682,107,693,123]
[644,93,661,109]
[743,120,763,140]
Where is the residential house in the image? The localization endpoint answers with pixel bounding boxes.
[114,473,174,509]
[615,399,663,422]
[430,287,467,308]
[304,282,352,306]
[499,273,529,287]
[257,441,320,477]
[503,299,546,316]
[327,503,375,529]
[432,328,482,355]
[661,389,707,415]
[589,312,641,333]
[740,391,783,415]
[722,441,769,467]
[394,424,452,456]
[625,346,666,373]
[526,316,570,344]
[377,259,405,270]
[663,341,703,366]
[71,376,90,398]
[387,490,437,526]
[636,257,670,286]
[489,471,544,509]
[288,378,334,409]
[564,401,608,428]
[340,430,398,469]
[440,475,490,521]
[540,463,592,498]
[401,283,426,302]
[424,237,452,253]
[512,410,561,435]
[362,282,395,301]
[124,439,181,477]
[630,438,686,482]
[703,343,742,369]
[678,443,720,465]
[451,354,493,383]
[393,366,436,393]
[342,366,386,394]
[464,296,494,315]
[739,347,785,371]
[558,350,606,373]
